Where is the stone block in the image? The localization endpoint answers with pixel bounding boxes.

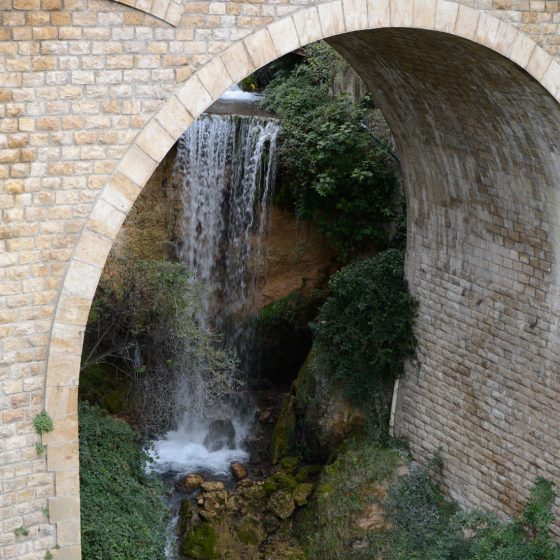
[177,75,213,119]
[368,0,390,28]
[135,119,175,167]
[220,41,255,83]
[391,0,414,26]
[267,17,300,56]
[156,95,194,140]
[292,7,323,45]
[244,28,277,70]
[318,1,346,37]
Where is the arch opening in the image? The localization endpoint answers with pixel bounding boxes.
[42,10,560,557]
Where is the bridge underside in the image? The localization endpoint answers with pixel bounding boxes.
[330,28,560,524]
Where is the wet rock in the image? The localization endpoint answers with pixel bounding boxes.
[259,407,274,424]
[177,472,205,491]
[201,481,224,492]
[230,462,248,480]
[178,499,192,534]
[204,419,236,451]
[267,489,295,520]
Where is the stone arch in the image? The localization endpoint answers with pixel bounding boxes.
[110,0,184,25]
[43,2,560,556]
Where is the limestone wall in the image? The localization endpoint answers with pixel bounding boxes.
[1,0,560,558]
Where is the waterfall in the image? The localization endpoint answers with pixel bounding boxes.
[152,113,280,475]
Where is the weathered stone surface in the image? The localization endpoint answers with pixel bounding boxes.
[267,489,296,520]
[230,462,248,481]
[177,473,206,492]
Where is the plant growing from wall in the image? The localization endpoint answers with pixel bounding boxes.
[33,411,53,434]
[14,526,29,537]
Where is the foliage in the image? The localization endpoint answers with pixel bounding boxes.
[371,463,560,560]
[298,441,402,560]
[82,257,237,434]
[461,477,559,560]
[79,402,168,560]
[35,442,45,456]
[183,523,219,559]
[14,526,29,537]
[375,458,465,560]
[33,411,54,434]
[312,250,417,441]
[262,42,400,259]
[44,552,53,560]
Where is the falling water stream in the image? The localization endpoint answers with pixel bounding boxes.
[149,96,280,556]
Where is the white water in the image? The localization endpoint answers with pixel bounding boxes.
[150,424,249,476]
[151,112,279,476]
[220,84,262,102]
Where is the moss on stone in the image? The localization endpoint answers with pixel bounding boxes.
[236,516,263,546]
[183,523,219,560]
[179,499,191,535]
[263,472,298,495]
[270,394,298,464]
[279,456,301,473]
[295,464,322,483]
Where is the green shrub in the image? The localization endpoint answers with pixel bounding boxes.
[33,411,54,434]
[183,523,218,559]
[312,249,417,441]
[79,402,168,560]
[82,258,237,434]
[462,477,559,560]
[373,464,560,560]
[262,42,400,259]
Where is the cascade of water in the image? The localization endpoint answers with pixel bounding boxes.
[152,113,279,475]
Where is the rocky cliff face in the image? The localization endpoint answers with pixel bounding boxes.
[110,153,337,315]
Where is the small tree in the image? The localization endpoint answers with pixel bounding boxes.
[82,257,237,434]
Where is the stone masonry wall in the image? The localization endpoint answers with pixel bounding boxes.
[0,0,559,558]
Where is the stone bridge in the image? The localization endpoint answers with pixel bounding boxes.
[1,0,560,557]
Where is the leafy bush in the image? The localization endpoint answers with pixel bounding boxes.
[312,249,417,440]
[79,402,168,560]
[82,258,237,434]
[262,42,400,259]
[373,464,560,560]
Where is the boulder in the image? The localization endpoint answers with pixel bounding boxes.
[177,473,205,492]
[230,462,248,480]
[201,481,225,492]
[293,483,313,506]
[268,489,295,520]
